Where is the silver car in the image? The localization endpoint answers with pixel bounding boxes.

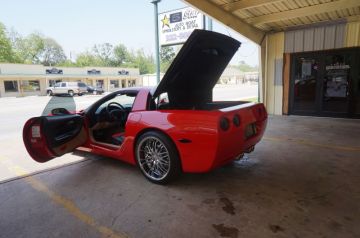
[46,82,88,96]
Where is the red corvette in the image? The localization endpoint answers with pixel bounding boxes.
[23,30,267,184]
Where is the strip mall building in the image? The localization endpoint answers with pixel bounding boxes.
[0,64,141,97]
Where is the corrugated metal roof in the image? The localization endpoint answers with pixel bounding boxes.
[205,0,360,32]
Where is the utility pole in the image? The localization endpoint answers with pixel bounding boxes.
[151,0,161,84]
[207,17,213,31]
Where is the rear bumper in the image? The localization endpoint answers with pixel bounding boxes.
[211,118,267,169]
[180,117,267,173]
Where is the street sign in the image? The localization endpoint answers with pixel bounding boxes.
[159,7,204,46]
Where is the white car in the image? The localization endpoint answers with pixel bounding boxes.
[46,82,88,96]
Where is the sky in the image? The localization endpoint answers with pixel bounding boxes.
[0,0,259,66]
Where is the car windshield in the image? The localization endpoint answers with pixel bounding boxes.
[95,93,137,113]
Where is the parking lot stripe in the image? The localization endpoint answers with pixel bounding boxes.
[0,156,128,238]
[264,136,360,152]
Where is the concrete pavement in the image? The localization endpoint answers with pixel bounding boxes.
[0,116,359,238]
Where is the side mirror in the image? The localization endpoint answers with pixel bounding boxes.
[51,108,70,115]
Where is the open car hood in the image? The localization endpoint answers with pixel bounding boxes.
[152,29,241,108]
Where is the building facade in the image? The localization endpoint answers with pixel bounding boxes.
[0,64,141,97]
[263,21,360,118]
[184,0,360,118]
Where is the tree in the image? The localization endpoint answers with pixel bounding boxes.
[41,38,66,66]
[0,23,16,63]
[237,60,258,72]
[160,46,176,72]
[6,28,24,63]
[113,44,131,66]
[133,49,155,74]
[75,52,100,67]
[56,59,76,67]
[14,33,45,64]
[92,43,113,66]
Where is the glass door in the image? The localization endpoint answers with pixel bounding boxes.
[290,48,360,118]
[322,53,351,114]
[291,55,320,114]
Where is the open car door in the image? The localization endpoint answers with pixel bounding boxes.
[23,114,87,163]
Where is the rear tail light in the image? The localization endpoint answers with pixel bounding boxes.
[219,117,230,131]
[233,114,241,127]
[253,106,266,120]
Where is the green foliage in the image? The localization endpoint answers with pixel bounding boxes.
[132,49,155,74]
[160,46,176,73]
[75,52,101,67]
[236,60,258,72]
[92,43,114,66]
[113,44,131,65]
[41,38,66,66]
[0,23,16,63]
[15,33,45,64]
[56,59,76,67]
[0,21,157,73]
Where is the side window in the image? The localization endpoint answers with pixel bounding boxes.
[61,83,66,87]
[54,82,61,87]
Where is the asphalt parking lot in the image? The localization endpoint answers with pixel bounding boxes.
[1,84,359,238]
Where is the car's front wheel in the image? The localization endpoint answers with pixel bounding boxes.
[135,131,181,184]
[47,90,53,96]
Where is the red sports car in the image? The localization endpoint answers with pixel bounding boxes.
[23,30,267,184]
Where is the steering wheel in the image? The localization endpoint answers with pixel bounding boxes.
[106,102,126,122]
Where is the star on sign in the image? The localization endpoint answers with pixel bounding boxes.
[161,15,170,28]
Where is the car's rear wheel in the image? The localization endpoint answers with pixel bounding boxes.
[135,131,181,184]
[47,90,53,96]
[68,90,74,97]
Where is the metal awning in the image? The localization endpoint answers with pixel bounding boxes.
[184,0,360,44]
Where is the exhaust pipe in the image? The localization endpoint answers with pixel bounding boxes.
[245,146,254,153]
[234,153,244,161]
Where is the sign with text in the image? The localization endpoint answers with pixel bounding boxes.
[159,7,204,46]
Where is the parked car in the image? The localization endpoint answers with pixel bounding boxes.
[87,85,104,95]
[23,30,267,184]
[46,82,88,96]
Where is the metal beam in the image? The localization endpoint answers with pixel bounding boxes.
[248,0,360,25]
[183,0,265,45]
[222,0,282,12]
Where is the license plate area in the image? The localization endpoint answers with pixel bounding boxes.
[245,123,257,139]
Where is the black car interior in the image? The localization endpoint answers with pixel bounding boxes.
[86,91,138,147]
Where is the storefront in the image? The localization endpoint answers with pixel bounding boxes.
[289,48,360,118]
[0,64,142,97]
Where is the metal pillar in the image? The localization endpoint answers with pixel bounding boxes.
[151,0,161,84]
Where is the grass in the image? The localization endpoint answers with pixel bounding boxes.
[242,97,258,102]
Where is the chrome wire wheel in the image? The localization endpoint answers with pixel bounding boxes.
[137,136,170,181]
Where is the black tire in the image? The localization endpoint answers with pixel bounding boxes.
[68,90,74,97]
[78,93,83,96]
[47,90,53,96]
[135,131,181,184]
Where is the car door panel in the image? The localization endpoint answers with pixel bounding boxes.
[23,114,87,163]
